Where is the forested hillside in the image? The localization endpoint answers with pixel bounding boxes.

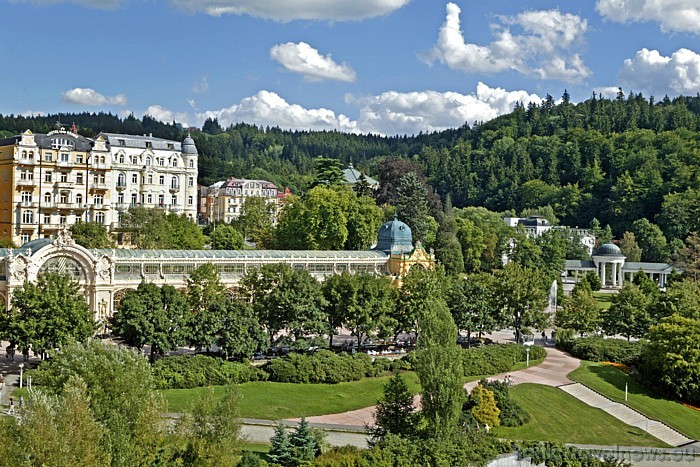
[3,91,700,241]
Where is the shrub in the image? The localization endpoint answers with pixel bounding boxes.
[469,385,500,427]
[478,379,530,427]
[559,337,642,365]
[461,345,546,377]
[263,350,392,384]
[151,355,266,389]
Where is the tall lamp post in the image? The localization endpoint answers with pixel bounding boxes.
[18,363,24,389]
[526,347,530,367]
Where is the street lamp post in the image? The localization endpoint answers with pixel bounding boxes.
[526,347,530,367]
[18,363,24,389]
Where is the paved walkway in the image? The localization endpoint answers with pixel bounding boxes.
[300,346,696,449]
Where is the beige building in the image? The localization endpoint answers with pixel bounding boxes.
[0,128,198,246]
[199,178,286,225]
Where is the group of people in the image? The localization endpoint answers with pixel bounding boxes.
[504,375,515,387]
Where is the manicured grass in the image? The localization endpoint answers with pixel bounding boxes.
[492,384,668,447]
[241,441,270,454]
[593,291,613,310]
[164,372,421,419]
[568,361,700,440]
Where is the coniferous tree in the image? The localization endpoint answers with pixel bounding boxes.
[371,371,418,442]
[268,424,294,466]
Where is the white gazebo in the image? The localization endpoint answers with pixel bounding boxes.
[592,243,626,288]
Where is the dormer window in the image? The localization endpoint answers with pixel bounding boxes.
[145,142,152,149]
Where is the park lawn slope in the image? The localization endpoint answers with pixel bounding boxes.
[568,361,700,440]
[164,372,420,419]
[492,384,668,447]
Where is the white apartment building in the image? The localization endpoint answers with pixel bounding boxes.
[199,178,285,225]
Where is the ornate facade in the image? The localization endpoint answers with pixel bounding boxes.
[0,128,198,246]
[0,217,434,324]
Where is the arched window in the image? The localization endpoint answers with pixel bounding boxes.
[22,210,33,224]
[118,173,126,187]
[21,150,27,158]
[28,151,34,159]
[171,176,179,189]
[189,160,194,168]
[38,256,86,282]
[100,156,106,163]
[146,156,152,166]
[76,194,83,205]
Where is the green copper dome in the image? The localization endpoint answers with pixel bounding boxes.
[374,215,413,254]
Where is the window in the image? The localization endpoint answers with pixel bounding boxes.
[188,176,194,187]
[44,193,51,204]
[21,192,32,203]
[188,196,193,206]
[60,172,68,183]
[171,176,179,189]
[171,195,177,205]
[99,174,106,183]
[44,214,51,224]
[132,174,138,184]
[158,158,164,166]
[118,139,125,146]
[146,156,152,166]
[159,175,165,185]
[118,193,124,204]
[146,142,152,149]
[172,159,178,167]
[95,212,105,224]
[93,194,103,205]
[76,194,82,205]
[131,194,138,206]
[119,154,125,164]
[44,171,52,183]
[189,160,194,168]
[20,233,30,245]
[147,194,153,204]
[22,210,33,224]
[44,153,52,162]
[118,173,126,187]
[60,153,69,162]
[60,194,67,204]
[76,173,83,184]
[158,194,164,207]
[147,174,153,184]
[76,155,83,164]
[59,215,67,225]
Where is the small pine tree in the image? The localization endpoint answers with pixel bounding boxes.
[289,417,317,463]
[371,371,418,441]
[469,385,500,428]
[268,424,294,466]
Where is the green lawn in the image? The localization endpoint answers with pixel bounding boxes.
[568,361,700,440]
[164,372,421,419]
[492,384,668,447]
[592,291,613,310]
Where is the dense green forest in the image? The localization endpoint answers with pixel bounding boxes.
[3,91,700,241]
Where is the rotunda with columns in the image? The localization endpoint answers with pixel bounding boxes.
[592,243,626,288]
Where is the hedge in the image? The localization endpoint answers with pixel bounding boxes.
[462,344,546,377]
[557,337,641,365]
[151,354,267,389]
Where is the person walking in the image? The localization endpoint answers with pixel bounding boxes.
[8,398,15,414]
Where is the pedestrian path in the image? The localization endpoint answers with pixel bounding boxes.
[560,382,693,447]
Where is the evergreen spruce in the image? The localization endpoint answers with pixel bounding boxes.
[268,424,294,466]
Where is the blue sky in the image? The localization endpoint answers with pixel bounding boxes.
[2,0,699,135]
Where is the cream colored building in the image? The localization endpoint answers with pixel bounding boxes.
[199,178,284,225]
[0,128,198,246]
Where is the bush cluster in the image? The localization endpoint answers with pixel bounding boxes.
[263,350,405,384]
[461,344,546,377]
[151,354,267,389]
[478,379,530,427]
[557,337,641,365]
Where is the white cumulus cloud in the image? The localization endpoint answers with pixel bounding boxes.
[596,0,700,35]
[348,83,543,135]
[593,86,624,99]
[145,105,190,127]
[424,3,590,83]
[196,91,359,133]
[620,48,700,95]
[62,88,127,106]
[270,42,356,82]
[167,0,408,21]
[196,84,542,136]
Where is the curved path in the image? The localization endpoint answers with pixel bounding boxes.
[295,347,695,448]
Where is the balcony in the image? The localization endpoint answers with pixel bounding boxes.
[54,181,74,190]
[89,203,109,211]
[16,178,37,187]
[90,182,109,191]
[56,160,73,168]
[115,203,131,211]
[168,205,183,213]
[91,162,110,170]
[17,158,36,166]
[116,183,127,191]
[169,184,180,193]
[17,201,39,208]
[54,203,87,211]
